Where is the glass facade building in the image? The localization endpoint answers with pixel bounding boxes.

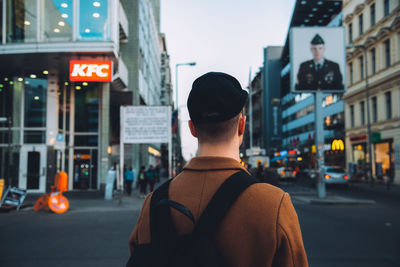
[0,0,131,192]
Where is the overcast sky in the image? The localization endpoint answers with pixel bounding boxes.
[160,0,296,160]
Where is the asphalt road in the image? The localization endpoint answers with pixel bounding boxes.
[0,184,399,267]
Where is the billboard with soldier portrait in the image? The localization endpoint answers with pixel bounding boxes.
[290,27,346,93]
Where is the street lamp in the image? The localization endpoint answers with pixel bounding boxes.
[174,62,196,176]
[175,62,196,110]
[347,44,373,186]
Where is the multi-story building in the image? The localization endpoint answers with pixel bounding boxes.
[117,0,162,172]
[279,0,345,168]
[159,33,173,176]
[343,0,400,184]
[160,33,173,107]
[263,46,283,155]
[242,47,282,162]
[0,0,162,192]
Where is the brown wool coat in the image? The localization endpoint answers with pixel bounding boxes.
[129,157,308,267]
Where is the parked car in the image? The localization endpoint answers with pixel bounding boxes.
[323,166,350,186]
[277,167,297,180]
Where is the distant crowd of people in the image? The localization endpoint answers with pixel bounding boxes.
[136,165,160,198]
[248,162,281,186]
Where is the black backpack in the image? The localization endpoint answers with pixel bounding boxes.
[126,170,258,267]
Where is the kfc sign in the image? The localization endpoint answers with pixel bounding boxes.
[69,60,113,82]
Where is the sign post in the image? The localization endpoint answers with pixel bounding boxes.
[290,27,346,198]
[120,106,172,184]
[315,92,326,198]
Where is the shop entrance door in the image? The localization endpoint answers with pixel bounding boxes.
[19,145,47,193]
[73,149,98,190]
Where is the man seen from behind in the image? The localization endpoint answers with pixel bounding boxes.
[128,72,308,266]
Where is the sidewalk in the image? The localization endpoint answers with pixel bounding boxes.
[280,181,377,205]
[19,188,146,213]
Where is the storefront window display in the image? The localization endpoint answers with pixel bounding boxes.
[374,140,393,179]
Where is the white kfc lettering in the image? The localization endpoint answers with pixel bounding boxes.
[71,64,88,77]
[71,63,109,77]
[96,64,109,77]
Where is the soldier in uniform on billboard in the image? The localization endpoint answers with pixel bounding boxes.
[295,34,344,91]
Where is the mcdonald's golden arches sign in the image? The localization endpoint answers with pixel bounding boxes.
[331,139,344,151]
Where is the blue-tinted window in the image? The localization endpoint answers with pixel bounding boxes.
[78,0,110,41]
[40,0,73,42]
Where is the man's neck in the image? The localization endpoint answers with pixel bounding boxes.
[197,141,241,162]
[314,58,324,65]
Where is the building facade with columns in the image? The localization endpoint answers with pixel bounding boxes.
[343,0,400,184]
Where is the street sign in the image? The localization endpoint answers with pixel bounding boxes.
[372,132,381,143]
[246,147,266,157]
[121,106,171,144]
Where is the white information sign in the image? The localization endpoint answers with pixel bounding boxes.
[121,106,171,144]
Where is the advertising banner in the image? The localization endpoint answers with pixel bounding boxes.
[290,27,346,93]
[121,106,171,144]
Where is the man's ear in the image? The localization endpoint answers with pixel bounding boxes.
[188,120,198,138]
[238,115,246,136]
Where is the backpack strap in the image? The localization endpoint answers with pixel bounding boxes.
[150,179,175,244]
[193,170,258,236]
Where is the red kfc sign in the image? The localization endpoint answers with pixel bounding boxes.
[69,60,113,82]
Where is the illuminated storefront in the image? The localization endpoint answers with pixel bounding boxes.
[0,0,129,192]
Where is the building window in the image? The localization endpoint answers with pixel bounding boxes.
[24,77,47,128]
[371,48,376,74]
[78,0,110,41]
[6,0,38,43]
[372,96,377,123]
[359,56,364,80]
[348,23,353,43]
[349,62,353,85]
[360,101,365,125]
[40,0,73,42]
[385,91,392,119]
[350,105,355,128]
[359,14,363,36]
[370,3,376,27]
[0,0,2,42]
[384,39,391,68]
[384,0,389,16]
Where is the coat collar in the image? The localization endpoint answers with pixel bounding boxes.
[183,156,250,174]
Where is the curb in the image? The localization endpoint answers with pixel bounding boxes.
[293,195,376,205]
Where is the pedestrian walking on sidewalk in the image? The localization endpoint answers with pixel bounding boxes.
[138,166,147,198]
[145,165,157,192]
[127,72,308,267]
[124,167,134,196]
